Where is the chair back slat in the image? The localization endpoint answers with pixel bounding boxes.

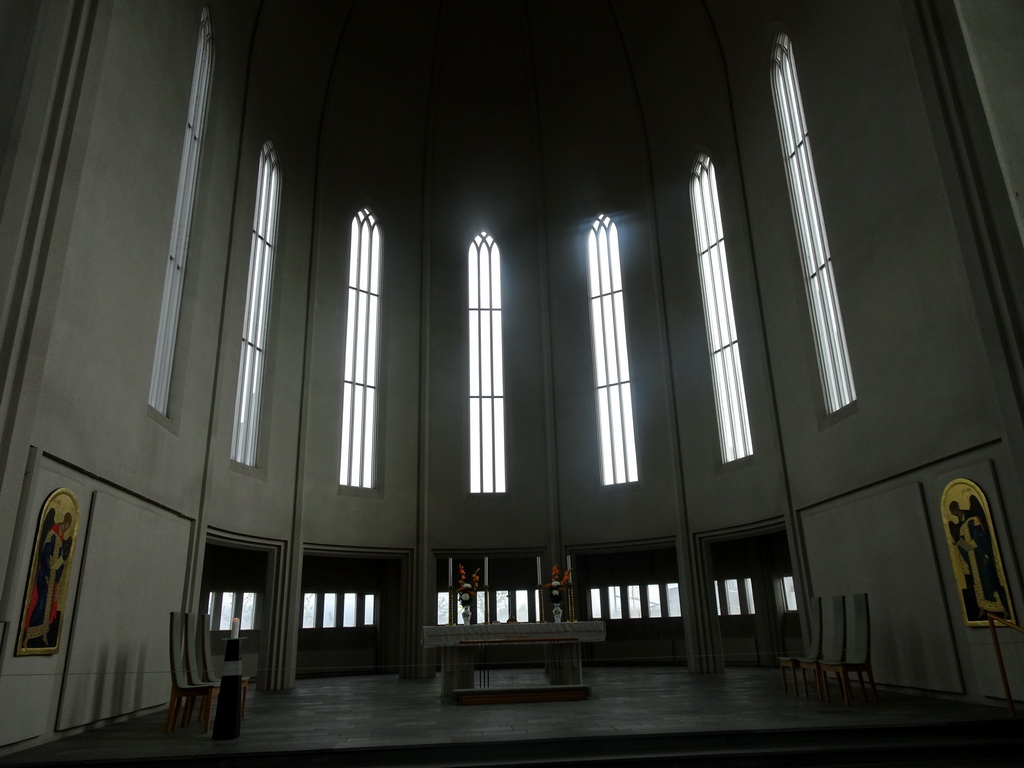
[846,592,870,665]
[200,613,220,684]
[821,595,846,662]
[184,612,207,686]
[169,611,190,688]
[805,596,822,659]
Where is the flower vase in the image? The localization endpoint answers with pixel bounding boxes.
[461,605,472,625]
[552,603,563,623]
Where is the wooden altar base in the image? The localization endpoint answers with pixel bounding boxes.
[452,684,590,705]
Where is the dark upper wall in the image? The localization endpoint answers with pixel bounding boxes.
[301,0,435,548]
[12,0,1022,564]
[706,0,1003,509]
[201,0,348,540]
[23,0,258,517]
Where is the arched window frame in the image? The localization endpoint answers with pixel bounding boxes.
[468,232,506,494]
[771,33,856,413]
[149,7,214,414]
[339,208,382,488]
[587,214,639,485]
[690,154,753,462]
[231,141,281,466]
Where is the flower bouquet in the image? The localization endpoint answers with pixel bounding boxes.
[542,564,572,622]
[455,563,480,625]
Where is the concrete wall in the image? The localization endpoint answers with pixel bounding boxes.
[707,0,1024,693]
[1,0,1024,753]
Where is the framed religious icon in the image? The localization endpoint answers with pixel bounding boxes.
[940,478,1015,627]
[16,488,80,655]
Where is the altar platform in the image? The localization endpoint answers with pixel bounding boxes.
[1,666,1020,767]
[422,621,605,700]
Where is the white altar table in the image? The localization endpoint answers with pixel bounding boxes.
[422,621,606,699]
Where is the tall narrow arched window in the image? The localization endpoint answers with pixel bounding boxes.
[588,215,638,485]
[469,232,506,493]
[339,209,381,488]
[771,33,855,413]
[231,142,280,466]
[690,154,753,462]
[149,7,214,414]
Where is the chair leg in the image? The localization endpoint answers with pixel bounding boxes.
[856,670,867,701]
[183,695,196,727]
[839,670,852,705]
[866,666,880,703]
[201,691,213,732]
[781,665,788,693]
[165,694,180,734]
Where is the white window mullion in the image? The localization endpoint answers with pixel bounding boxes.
[149,8,213,414]
[772,34,855,413]
[468,233,506,493]
[231,142,280,466]
[588,215,638,484]
[690,155,753,462]
[339,209,382,488]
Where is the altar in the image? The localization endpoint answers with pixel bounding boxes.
[422,621,606,702]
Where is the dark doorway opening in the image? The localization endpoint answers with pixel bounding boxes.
[709,530,800,666]
[297,554,402,677]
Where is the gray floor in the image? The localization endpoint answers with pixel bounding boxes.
[0,666,1017,766]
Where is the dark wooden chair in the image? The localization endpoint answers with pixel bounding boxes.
[803,595,845,700]
[165,611,215,733]
[778,595,820,695]
[819,593,879,704]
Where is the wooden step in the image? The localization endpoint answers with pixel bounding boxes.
[452,685,591,705]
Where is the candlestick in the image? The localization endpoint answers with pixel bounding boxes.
[231,617,239,639]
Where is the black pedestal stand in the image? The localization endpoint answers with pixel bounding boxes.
[212,637,243,740]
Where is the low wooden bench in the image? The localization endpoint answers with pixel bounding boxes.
[452,685,590,705]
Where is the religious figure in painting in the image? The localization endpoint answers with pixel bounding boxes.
[940,479,1014,627]
[17,489,80,655]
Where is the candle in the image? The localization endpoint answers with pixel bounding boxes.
[483,556,489,586]
[231,617,239,639]
[536,556,542,585]
[448,557,453,588]
[566,554,572,582]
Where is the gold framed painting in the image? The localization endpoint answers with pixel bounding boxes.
[940,478,1014,627]
[16,488,80,655]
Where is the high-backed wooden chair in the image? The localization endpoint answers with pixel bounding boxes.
[199,613,251,715]
[185,612,220,717]
[165,612,215,733]
[819,593,879,704]
[803,595,845,700]
[778,595,821,695]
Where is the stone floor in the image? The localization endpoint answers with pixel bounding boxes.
[1,666,1020,767]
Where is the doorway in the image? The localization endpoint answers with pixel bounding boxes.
[199,543,270,682]
[708,530,800,666]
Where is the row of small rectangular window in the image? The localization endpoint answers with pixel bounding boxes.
[712,575,798,617]
[434,582,684,624]
[152,11,852,500]
[589,583,683,620]
[302,592,377,629]
[207,590,259,631]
